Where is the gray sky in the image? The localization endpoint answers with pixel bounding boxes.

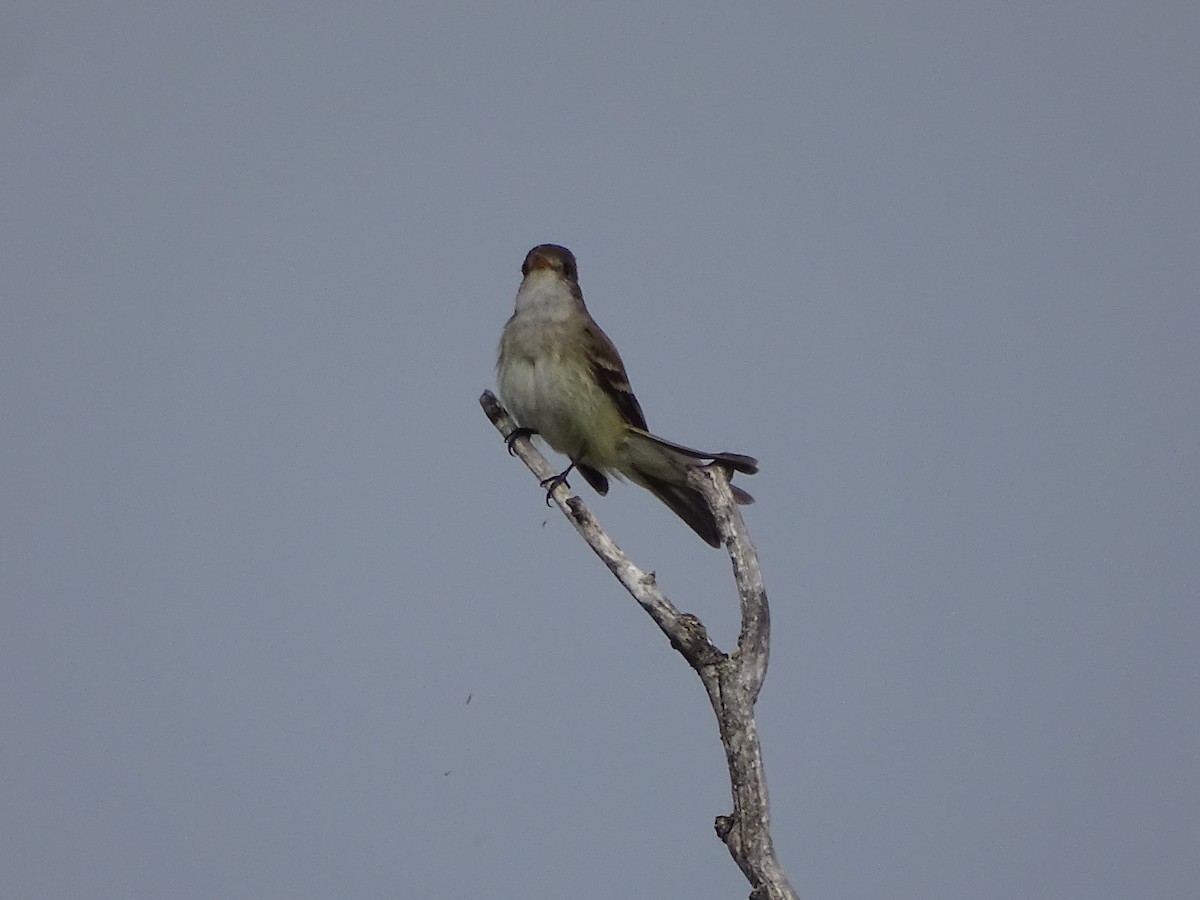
[3,2,1197,898]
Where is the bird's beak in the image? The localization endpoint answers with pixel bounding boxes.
[524,249,558,273]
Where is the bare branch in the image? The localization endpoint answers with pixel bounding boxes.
[481,390,798,900]
[688,467,771,701]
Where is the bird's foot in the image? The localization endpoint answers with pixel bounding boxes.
[539,464,576,506]
[504,427,537,456]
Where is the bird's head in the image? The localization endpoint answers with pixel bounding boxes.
[521,244,578,282]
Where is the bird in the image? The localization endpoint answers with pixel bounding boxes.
[496,243,757,547]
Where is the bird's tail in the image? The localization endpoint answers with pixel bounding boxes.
[621,428,757,548]
[627,427,759,475]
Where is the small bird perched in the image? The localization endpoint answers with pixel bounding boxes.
[496,243,758,547]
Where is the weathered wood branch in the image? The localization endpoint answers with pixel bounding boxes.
[481,390,798,900]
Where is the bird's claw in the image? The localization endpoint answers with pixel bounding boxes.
[539,470,572,506]
[504,427,536,456]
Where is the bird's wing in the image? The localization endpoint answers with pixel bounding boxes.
[582,320,649,431]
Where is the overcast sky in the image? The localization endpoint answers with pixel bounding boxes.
[2,3,1197,898]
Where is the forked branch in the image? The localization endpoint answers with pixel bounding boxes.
[481,390,798,900]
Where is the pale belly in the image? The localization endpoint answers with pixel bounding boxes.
[498,351,625,469]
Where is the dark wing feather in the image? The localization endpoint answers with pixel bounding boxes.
[577,464,610,495]
[582,320,648,430]
[637,473,722,547]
